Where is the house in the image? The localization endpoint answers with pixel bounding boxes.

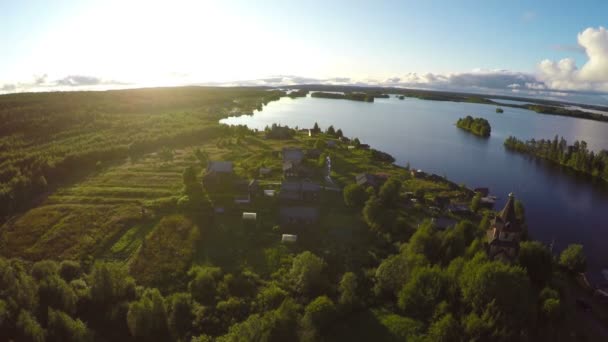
[355,173,387,190]
[487,193,523,262]
[474,187,490,197]
[280,206,320,226]
[283,161,305,179]
[259,167,272,177]
[242,212,257,221]
[279,181,321,202]
[203,161,234,185]
[326,140,337,148]
[282,148,304,165]
[359,144,370,150]
[448,203,472,215]
[264,189,276,197]
[306,149,322,158]
[282,234,298,243]
[431,217,458,230]
[411,169,426,179]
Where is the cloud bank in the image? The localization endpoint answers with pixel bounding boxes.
[2,27,608,106]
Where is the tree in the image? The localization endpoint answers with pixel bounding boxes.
[127,288,170,342]
[47,308,92,342]
[159,147,174,162]
[289,252,327,296]
[89,262,136,306]
[256,284,288,312]
[59,261,81,282]
[194,148,209,168]
[326,125,336,136]
[460,261,533,333]
[16,310,45,342]
[182,166,199,194]
[470,192,481,213]
[335,129,343,138]
[426,314,461,342]
[398,266,449,323]
[167,293,194,341]
[378,177,401,207]
[353,138,361,147]
[559,244,586,273]
[343,184,369,208]
[312,122,321,134]
[302,296,337,333]
[518,241,553,285]
[188,266,222,305]
[338,272,359,309]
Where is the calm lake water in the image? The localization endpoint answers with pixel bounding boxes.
[222,95,608,273]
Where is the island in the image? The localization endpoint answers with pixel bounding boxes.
[0,87,597,341]
[504,135,608,182]
[456,115,492,137]
[496,107,504,113]
[311,91,374,102]
[288,89,309,98]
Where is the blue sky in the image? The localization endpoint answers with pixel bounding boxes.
[1,0,608,104]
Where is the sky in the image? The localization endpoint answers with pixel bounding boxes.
[2,0,608,105]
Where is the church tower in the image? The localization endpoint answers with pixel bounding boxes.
[487,193,523,262]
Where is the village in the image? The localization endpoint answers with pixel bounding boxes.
[198,125,522,264]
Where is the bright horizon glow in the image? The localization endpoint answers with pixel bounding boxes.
[2,0,608,105]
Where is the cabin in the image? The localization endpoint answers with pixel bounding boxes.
[359,144,370,150]
[282,148,304,165]
[242,212,257,221]
[355,173,387,190]
[279,181,321,202]
[282,234,298,243]
[487,193,523,262]
[431,217,458,230]
[259,167,272,177]
[474,187,490,197]
[280,206,320,226]
[203,161,234,186]
[283,161,308,179]
[411,169,426,179]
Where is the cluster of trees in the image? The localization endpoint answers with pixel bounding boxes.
[504,135,608,182]
[310,92,374,102]
[456,116,491,137]
[0,88,283,222]
[264,124,296,140]
[287,90,309,98]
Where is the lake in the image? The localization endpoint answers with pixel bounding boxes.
[221,95,608,274]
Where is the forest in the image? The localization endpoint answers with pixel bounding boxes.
[455,116,491,137]
[504,135,608,182]
[0,87,283,222]
[310,92,374,102]
[0,87,602,341]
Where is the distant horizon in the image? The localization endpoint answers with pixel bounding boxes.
[2,0,608,105]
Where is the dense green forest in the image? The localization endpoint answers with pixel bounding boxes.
[0,87,603,341]
[504,135,608,182]
[0,87,283,222]
[456,116,491,137]
[310,92,374,102]
[523,104,608,122]
[287,90,309,98]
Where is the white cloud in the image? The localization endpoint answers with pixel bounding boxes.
[538,27,608,92]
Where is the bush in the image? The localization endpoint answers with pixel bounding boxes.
[559,244,586,273]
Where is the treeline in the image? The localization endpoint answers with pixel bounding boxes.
[311,92,374,102]
[523,104,608,123]
[456,116,491,137]
[0,87,283,221]
[287,90,309,98]
[504,135,608,182]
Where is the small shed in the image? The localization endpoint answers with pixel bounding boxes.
[281,234,298,243]
[242,212,257,221]
[264,189,276,197]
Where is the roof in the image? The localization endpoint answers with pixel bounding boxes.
[301,181,321,192]
[280,206,320,220]
[496,193,521,232]
[282,148,304,163]
[242,212,257,220]
[282,234,298,242]
[283,161,294,171]
[356,173,377,186]
[208,161,233,173]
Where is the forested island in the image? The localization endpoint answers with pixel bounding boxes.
[456,116,492,137]
[504,135,608,182]
[288,89,309,98]
[0,87,602,341]
[496,107,504,113]
[310,92,374,102]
